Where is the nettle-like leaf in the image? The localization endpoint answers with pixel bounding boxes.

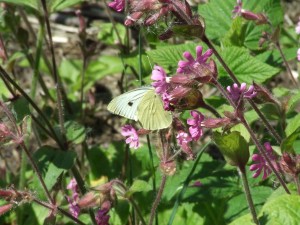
[147,43,201,72]
[218,47,279,84]
[32,146,76,197]
[199,0,283,43]
[65,120,86,144]
[258,194,300,225]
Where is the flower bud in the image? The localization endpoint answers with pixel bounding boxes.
[0,203,13,216]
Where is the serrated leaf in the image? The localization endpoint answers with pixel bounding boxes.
[229,214,254,225]
[198,0,234,41]
[147,43,200,72]
[33,146,76,191]
[213,131,249,167]
[259,194,300,225]
[256,48,299,68]
[126,180,152,197]
[285,114,300,137]
[218,47,279,83]
[11,97,31,124]
[287,91,300,114]
[65,121,86,144]
[281,127,300,153]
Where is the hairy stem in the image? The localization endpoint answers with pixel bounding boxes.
[238,166,259,225]
[148,175,167,225]
[40,0,66,137]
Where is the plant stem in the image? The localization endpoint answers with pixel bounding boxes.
[21,143,54,204]
[238,166,259,225]
[148,175,167,225]
[32,198,86,225]
[168,142,210,225]
[40,0,66,137]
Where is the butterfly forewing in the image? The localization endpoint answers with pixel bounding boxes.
[137,91,172,130]
[107,87,153,120]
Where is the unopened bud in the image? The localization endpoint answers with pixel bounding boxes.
[77,191,100,209]
[0,203,13,216]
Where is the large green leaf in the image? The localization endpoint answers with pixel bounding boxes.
[0,0,39,11]
[198,0,283,42]
[49,0,84,12]
[259,194,300,225]
[147,43,200,72]
[218,47,279,83]
[285,114,300,137]
[198,0,234,41]
[65,120,86,144]
[33,146,76,193]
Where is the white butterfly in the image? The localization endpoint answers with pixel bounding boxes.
[107,87,172,130]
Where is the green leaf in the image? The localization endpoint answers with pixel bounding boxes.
[126,180,152,197]
[49,0,83,12]
[11,97,31,124]
[285,114,300,137]
[95,22,127,46]
[259,194,300,225]
[65,121,86,144]
[281,127,300,153]
[218,47,280,83]
[256,48,299,68]
[213,131,249,167]
[33,146,76,192]
[229,214,255,225]
[0,0,39,11]
[147,43,200,72]
[198,0,234,41]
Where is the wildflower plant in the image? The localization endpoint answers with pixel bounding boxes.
[0,0,299,225]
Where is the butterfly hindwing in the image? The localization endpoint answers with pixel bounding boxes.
[137,90,172,130]
[107,87,153,120]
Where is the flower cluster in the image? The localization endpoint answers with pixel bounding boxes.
[227,83,257,105]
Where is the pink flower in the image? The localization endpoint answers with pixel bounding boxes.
[177,46,213,74]
[108,0,125,12]
[121,125,140,149]
[162,92,174,111]
[67,178,78,193]
[296,18,300,34]
[176,131,194,160]
[151,65,169,94]
[187,110,204,141]
[227,83,256,103]
[95,208,110,225]
[297,48,300,62]
[232,0,243,18]
[192,181,202,187]
[249,142,277,180]
[67,196,80,218]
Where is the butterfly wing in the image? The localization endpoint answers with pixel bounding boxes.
[137,90,172,130]
[107,87,153,120]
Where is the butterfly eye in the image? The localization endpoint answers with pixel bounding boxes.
[128,102,133,106]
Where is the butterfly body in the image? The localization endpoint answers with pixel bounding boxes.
[107,87,172,130]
